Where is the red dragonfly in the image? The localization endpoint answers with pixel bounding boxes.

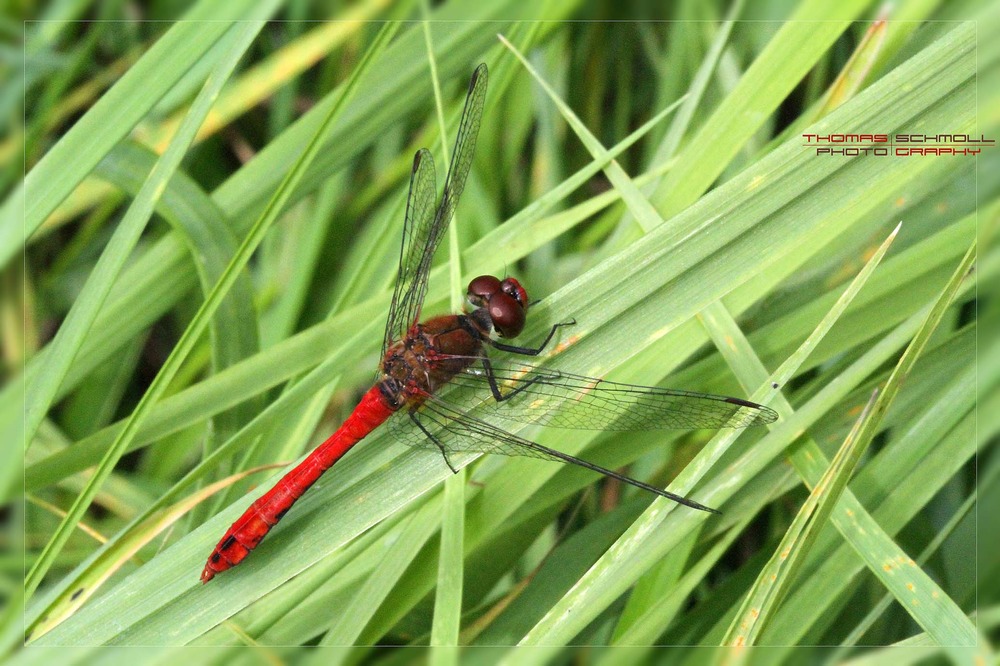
[201,64,776,583]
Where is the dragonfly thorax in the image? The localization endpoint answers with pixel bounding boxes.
[380,315,486,410]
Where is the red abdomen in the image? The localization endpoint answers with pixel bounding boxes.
[201,386,393,583]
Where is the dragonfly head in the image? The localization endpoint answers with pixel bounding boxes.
[467,275,528,338]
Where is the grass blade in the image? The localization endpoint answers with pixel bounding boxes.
[23,17,395,607]
[6,4,268,268]
[722,388,880,649]
[507,204,898,664]
[22,19,271,607]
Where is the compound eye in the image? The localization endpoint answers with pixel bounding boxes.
[500,278,529,308]
[489,292,526,338]
[467,275,502,307]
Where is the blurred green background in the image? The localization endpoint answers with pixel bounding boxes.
[4,0,997,663]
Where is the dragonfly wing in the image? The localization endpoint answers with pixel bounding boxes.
[387,394,554,462]
[389,395,721,513]
[438,358,778,430]
[383,148,437,358]
[381,64,489,357]
[429,64,488,247]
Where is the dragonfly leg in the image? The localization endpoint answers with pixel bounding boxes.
[520,437,722,514]
[489,319,576,356]
[479,355,559,403]
[410,411,458,473]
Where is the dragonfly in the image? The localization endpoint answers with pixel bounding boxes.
[201,64,777,583]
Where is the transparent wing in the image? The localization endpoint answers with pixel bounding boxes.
[387,394,721,512]
[382,148,437,357]
[439,357,778,430]
[381,63,489,357]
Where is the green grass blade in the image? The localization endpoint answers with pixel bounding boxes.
[147,1,389,151]
[653,0,868,220]
[432,473,465,659]
[319,495,442,649]
[722,388,880,648]
[718,319,980,653]
[833,481,980,656]
[507,199,899,663]
[500,34,665,233]
[20,22,263,454]
[91,141,262,447]
[816,18,888,116]
[25,463,278,641]
[706,234,977,650]
[820,241,979,648]
[650,0,743,166]
[422,18,465,659]
[6,4,269,269]
[26,16,400,638]
[602,475,795,657]
[620,223,900,646]
[777,248,979,652]
[22,19,271,610]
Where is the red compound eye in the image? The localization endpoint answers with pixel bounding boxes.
[488,291,526,338]
[467,275,502,308]
[467,275,529,337]
[500,278,528,308]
